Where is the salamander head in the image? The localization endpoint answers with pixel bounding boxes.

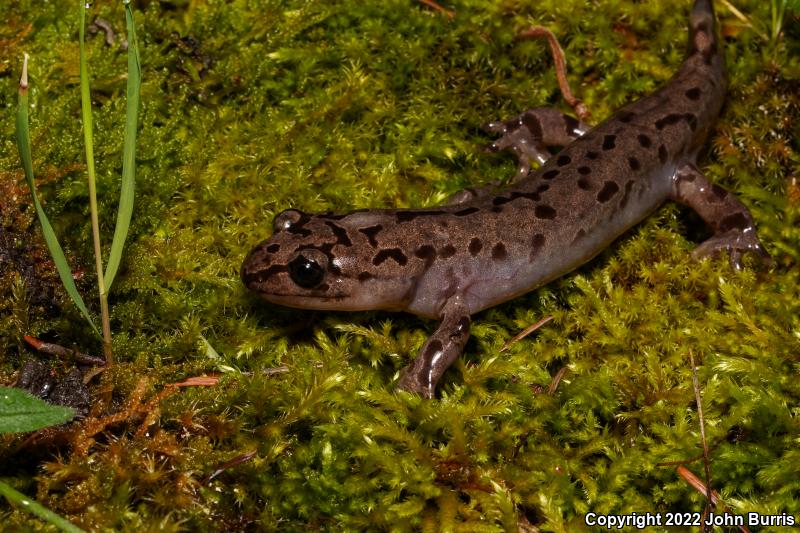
[241,209,412,311]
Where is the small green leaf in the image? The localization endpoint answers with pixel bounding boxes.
[0,387,75,434]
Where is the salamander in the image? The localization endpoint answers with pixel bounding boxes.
[241,0,770,398]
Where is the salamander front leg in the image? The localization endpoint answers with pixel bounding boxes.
[396,299,471,398]
[484,108,590,180]
[670,164,772,269]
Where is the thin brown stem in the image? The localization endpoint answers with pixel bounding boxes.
[690,353,714,515]
[517,26,591,122]
[500,315,554,352]
[417,0,455,19]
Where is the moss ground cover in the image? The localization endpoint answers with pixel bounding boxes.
[0,0,798,530]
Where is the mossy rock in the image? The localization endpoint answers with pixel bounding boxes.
[0,0,798,530]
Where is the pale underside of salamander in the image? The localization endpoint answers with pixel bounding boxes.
[242,0,770,398]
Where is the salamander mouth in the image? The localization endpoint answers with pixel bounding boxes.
[257,291,349,303]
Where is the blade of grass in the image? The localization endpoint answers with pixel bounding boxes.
[79,1,113,362]
[104,0,141,291]
[0,479,85,533]
[15,54,100,337]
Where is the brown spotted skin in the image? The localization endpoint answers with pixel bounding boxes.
[242,0,770,398]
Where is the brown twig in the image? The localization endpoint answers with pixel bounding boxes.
[24,335,106,366]
[417,0,455,19]
[203,450,258,485]
[166,375,221,388]
[516,27,591,122]
[547,366,568,395]
[500,315,554,352]
[676,466,752,533]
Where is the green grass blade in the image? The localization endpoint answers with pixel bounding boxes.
[0,479,85,533]
[104,1,141,291]
[15,55,101,337]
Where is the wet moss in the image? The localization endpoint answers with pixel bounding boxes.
[1,0,798,530]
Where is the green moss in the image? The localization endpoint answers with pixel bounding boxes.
[1,0,799,530]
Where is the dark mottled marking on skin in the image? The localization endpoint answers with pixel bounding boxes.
[286,220,312,237]
[266,243,280,253]
[685,87,702,101]
[603,135,616,150]
[521,113,543,138]
[557,154,571,166]
[597,181,620,203]
[373,248,408,266]
[455,207,480,216]
[695,20,709,34]
[469,237,482,256]
[684,113,698,131]
[491,206,504,213]
[396,210,446,222]
[655,113,682,130]
[358,225,383,247]
[317,283,329,292]
[542,169,560,180]
[530,233,545,260]
[537,184,550,193]
[414,245,436,266]
[586,151,600,160]
[658,145,669,164]
[357,271,373,282]
[424,339,443,360]
[618,111,635,123]
[244,264,288,285]
[637,134,652,148]
[317,209,368,220]
[534,205,557,219]
[628,157,641,171]
[439,244,456,259]
[577,178,592,190]
[493,196,512,206]
[578,166,591,175]
[679,171,696,182]
[620,180,635,209]
[324,221,352,247]
[719,212,748,232]
[564,114,580,135]
[710,184,729,202]
[509,191,540,202]
[491,242,507,260]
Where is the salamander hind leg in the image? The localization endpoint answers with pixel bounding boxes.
[396,300,471,398]
[671,164,772,270]
[484,107,589,180]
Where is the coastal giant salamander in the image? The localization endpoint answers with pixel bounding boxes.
[242,0,770,397]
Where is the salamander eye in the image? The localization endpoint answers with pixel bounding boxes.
[288,252,326,288]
